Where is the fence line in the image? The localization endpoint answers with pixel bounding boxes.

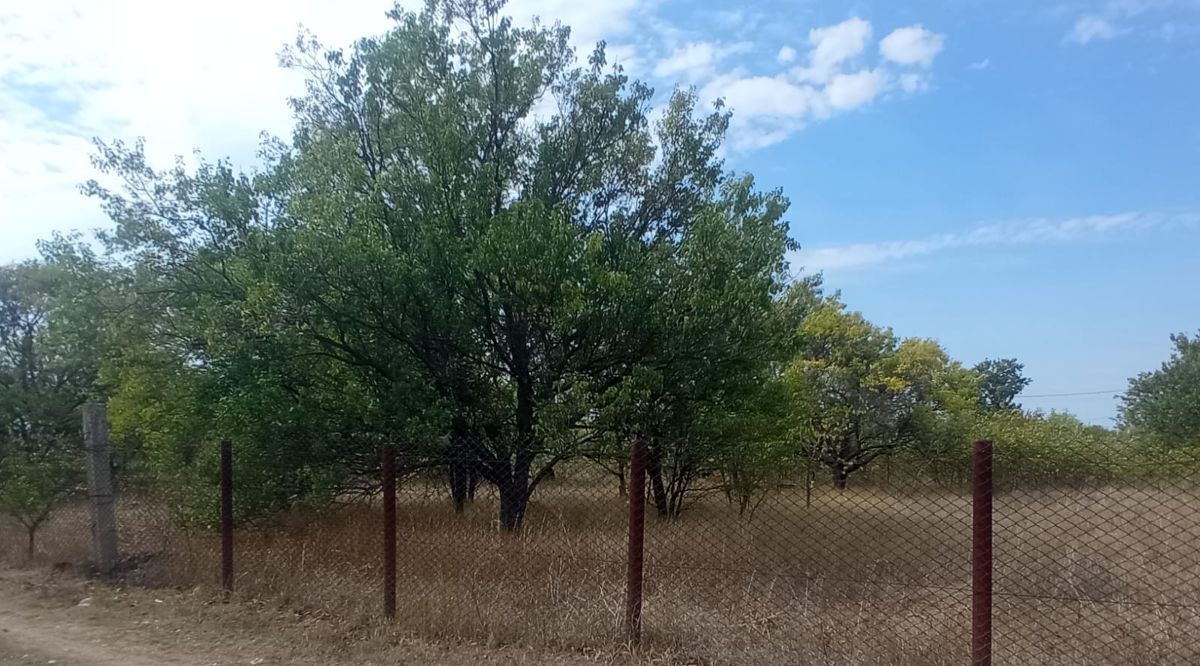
[5,407,1200,664]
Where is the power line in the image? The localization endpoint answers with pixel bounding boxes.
[1021,389,1123,398]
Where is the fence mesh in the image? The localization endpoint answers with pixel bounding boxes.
[3,430,1200,664]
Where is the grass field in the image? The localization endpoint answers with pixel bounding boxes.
[4,473,1199,664]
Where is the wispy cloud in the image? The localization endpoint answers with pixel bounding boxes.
[653,41,751,82]
[1066,15,1122,44]
[1061,0,1200,45]
[794,211,1196,273]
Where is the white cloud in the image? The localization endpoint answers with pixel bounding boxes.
[655,42,719,79]
[969,58,991,70]
[653,41,750,82]
[0,1,950,261]
[693,15,945,151]
[794,211,1193,273]
[1,0,391,262]
[699,73,821,151]
[700,65,891,151]
[824,69,885,110]
[703,75,821,117]
[0,0,648,262]
[879,25,946,66]
[605,43,641,70]
[791,17,873,84]
[1067,15,1120,44]
[502,0,643,52]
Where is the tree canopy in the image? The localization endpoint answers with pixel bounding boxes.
[0,0,1191,538]
[1121,332,1200,445]
[80,0,792,529]
[782,297,978,488]
[974,358,1030,411]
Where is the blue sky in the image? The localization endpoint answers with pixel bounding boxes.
[2,0,1198,423]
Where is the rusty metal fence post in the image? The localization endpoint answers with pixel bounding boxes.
[625,438,647,643]
[220,439,234,593]
[972,439,994,666]
[382,445,397,618]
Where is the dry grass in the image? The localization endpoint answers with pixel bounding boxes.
[4,474,1200,664]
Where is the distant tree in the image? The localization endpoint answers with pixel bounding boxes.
[1121,332,1200,444]
[0,262,90,556]
[973,358,1030,410]
[783,302,977,489]
[968,409,1121,485]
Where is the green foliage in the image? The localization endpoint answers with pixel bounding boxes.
[0,262,93,554]
[972,410,1130,486]
[79,0,793,529]
[11,0,1187,536]
[0,445,82,557]
[782,300,978,488]
[887,409,1129,487]
[1121,332,1200,446]
[973,358,1031,411]
[0,262,96,446]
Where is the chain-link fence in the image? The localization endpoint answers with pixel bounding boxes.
[3,411,1199,664]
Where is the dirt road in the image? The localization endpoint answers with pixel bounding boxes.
[0,570,616,666]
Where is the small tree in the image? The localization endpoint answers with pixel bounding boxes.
[0,445,81,558]
[0,262,94,557]
[784,306,909,488]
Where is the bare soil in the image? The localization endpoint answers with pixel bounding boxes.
[0,569,619,666]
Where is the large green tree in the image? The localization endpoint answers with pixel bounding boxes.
[85,0,793,529]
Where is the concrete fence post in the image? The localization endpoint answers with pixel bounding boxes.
[82,403,119,575]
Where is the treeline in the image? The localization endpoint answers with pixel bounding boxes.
[2,1,1197,541]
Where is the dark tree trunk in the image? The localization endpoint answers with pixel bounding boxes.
[617,461,627,497]
[664,457,691,520]
[646,446,670,518]
[496,456,533,531]
[805,466,815,508]
[448,420,473,513]
[26,526,36,560]
[666,485,686,519]
[449,462,470,513]
[491,314,539,532]
[498,486,527,531]
[832,463,849,490]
